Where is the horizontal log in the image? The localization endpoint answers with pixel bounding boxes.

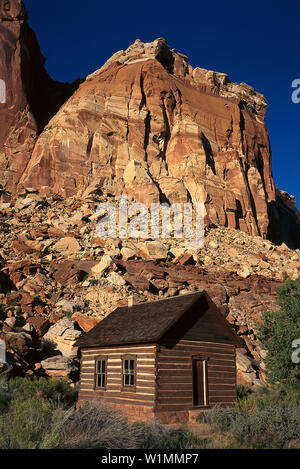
[157,357,195,364]
[158,391,193,398]
[208,390,236,397]
[208,384,236,390]
[78,394,154,407]
[207,371,236,378]
[157,364,193,370]
[155,404,192,411]
[207,379,236,385]
[106,384,155,393]
[158,383,193,391]
[207,365,235,372]
[208,398,236,405]
[136,359,155,365]
[156,398,193,405]
[208,358,235,365]
[135,366,156,373]
[105,372,155,380]
[79,390,155,401]
[157,377,192,385]
[157,370,193,377]
[135,380,156,388]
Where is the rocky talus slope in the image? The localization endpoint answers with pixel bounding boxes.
[0,188,299,385]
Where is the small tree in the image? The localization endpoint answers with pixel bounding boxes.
[257,277,300,384]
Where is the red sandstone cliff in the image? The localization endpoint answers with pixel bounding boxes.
[18,37,276,240]
[0,0,79,192]
[0,2,299,247]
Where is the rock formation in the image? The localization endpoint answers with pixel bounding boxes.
[0,0,79,192]
[0,1,298,246]
[8,33,296,246]
[18,37,276,240]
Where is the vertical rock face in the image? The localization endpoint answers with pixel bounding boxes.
[18,37,278,239]
[0,0,78,192]
[0,2,298,246]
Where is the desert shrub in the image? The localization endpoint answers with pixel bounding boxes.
[134,420,202,449]
[236,383,300,413]
[39,338,59,356]
[46,402,204,450]
[202,404,237,432]
[53,402,137,449]
[0,381,10,413]
[230,405,300,449]
[203,385,300,448]
[256,277,300,383]
[0,377,78,448]
[237,384,252,400]
[4,376,78,408]
[0,396,63,449]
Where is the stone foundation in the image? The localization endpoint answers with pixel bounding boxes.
[77,399,212,424]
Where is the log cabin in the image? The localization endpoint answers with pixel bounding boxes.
[75,291,243,423]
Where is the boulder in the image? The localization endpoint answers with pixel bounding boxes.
[27,317,50,337]
[90,255,113,278]
[107,272,126,286]
[53,237,81,256]
[71,314,100,333]
[43,318,82,357]
[140,241,168,261]
[41,355,79,377]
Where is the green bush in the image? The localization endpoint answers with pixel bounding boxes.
[203,385,300,448]
[54,402,136,449]
[230,405,300,449]
[39,339,59,358]
[0,377,78,449]
[237,384,252,400]
[256,277,300,383]
[48,402,203,449]
[0,376,78,410]
[134,420,202,449]
[0,396,63,449]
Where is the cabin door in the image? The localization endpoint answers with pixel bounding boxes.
[193,359,208,407]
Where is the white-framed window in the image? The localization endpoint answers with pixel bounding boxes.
[122,356,136,389]
[95,357,107,389]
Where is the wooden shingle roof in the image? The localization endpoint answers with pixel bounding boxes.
[75,292,205,348]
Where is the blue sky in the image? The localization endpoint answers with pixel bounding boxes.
[24,0,300,208]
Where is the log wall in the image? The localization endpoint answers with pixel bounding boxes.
[78,344,157,418]
[156,339,237,413]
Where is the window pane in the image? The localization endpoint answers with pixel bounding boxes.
[96,360,106,389]
[129,360,134,370]
[97,375,102,388]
